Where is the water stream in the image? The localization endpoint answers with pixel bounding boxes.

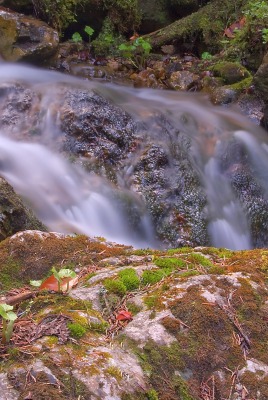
[0,63,268,249]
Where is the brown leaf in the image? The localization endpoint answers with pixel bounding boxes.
[116,310,133,321]
[224,17,246,38]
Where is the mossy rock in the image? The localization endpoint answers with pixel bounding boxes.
[0,177,46,242]
[211,62,251,84]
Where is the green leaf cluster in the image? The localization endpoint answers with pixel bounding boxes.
[118,37,152,70]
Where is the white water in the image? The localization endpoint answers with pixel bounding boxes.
[0,63,268,249]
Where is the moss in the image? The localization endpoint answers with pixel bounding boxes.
[167,247,192,255]
[104,278,127,296]
[67,322,87,339]
[179,270,199,277]
[208,265,225,274]
[226,76,253,91]
[118,268,140,291]
[146,389,159,400]
[0,257,22,291]
[154,257,186,269]
[211,61,251,84]
[141,269,166,285]
[105,365,122,382]
[126,301,143,315]
[89,321,109,333]
[188,252,213,268]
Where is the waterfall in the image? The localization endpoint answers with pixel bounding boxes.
[0,63,267,249]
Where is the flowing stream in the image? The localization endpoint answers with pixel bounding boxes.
[0,63,268,249]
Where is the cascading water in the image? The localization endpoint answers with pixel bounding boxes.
[0,62,267,249]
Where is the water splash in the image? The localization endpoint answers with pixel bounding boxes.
[0,63,267,249]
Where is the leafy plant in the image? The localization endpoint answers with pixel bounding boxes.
[243,0,268,44]
[50,267,77,292]
[84,25,95,41]
[72,32,83,43]
[0,303,17,344]
[201,51,213,60]
[119,36,152,70]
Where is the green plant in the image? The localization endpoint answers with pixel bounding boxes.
[119,36,152,70]
[84,25,95,41]
[146,389,159,400]
[72,25,95,43]
[67,322,87,339]
[51,267,77,292]
[262,27,268,43]
[118,268,140,291]
[32,0,85,33]
[0,303,17,344]
[72,32,83,43]
[141,270,166,286]
[201,51,213,60]
[104,279,127,297]
[243,0,268,43]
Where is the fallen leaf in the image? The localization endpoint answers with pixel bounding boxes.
[116,310,133,321]
[224,17,246,38]
[39,275,78,292]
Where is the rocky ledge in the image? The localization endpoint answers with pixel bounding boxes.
[0,230,267,399]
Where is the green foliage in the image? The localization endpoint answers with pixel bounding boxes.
[189,253,213,268]
[118,268,140,291]
[146,389,159,400]
[84,25,95,39]
[51,267,77,292]
[103,0,141,33]
[92,17,123,56]
[89,321,109,333]
[72,32,83,42]
[141,270,166,286]
[0,303,17,344]
[201,51,213,60]
[32,0,85,33]
[154,257,186,270]
[67,322,87,339]
[104,279,127,297]
[119,37,152,70]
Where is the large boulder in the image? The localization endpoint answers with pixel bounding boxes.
[254,51,268,102]
[0,7,59,62]
[0,177,46,241]
[0,232,268,399]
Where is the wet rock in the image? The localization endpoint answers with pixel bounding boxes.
[210,86,238,105]
[168,70,199,91]
[211,61,251,84]
[0,177,45,241]
[0,7,59,62]
[254,51,268,102]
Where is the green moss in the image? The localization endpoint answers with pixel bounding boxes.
[146,389,159,400]
[126,301,143,315]
[104,278,127,296]
[89,321,109,333]
[226,76,253,91]
[208,265,225,274]
[67,322,87,339]
[167,247,192,255]
[118,268,140,291]
[179,270,199,277]
[105,365,122,382]
[141,269,166,285]
[188,253,213,268]
[0,257,22,290]
[154,257,186,269]
[211,61,251,84]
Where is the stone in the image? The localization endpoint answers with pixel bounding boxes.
[0,7,59,62]
[0,177,45,241]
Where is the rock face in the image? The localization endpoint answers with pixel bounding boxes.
[0,177,45,241]
[0,7,59,62]
[0,231,268,399]
[254,51,268,102]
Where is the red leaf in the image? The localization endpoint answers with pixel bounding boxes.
[39,275,78,292]
[116,310,133,321]
[224,17,246,38]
